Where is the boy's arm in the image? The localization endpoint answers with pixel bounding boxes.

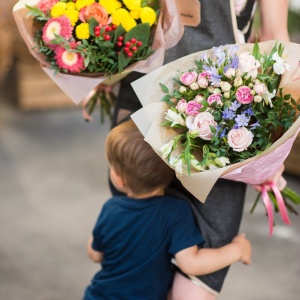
[87,236,104,263]
[175,233,251,276]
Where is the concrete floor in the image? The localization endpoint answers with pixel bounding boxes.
[0,94,300,299]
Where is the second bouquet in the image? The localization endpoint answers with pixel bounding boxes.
[131,40,300,235]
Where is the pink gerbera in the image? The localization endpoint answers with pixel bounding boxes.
[38,0,59,14]
[54,45,85,73]
[42,16,73,49]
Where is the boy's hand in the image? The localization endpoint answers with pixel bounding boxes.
[232,233,252,265]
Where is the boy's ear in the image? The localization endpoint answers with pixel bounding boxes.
[110,168,127,193]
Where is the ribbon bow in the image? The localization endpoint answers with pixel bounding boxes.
[261,181,291,236]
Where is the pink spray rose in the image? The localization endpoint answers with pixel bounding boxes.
[176,99,187,113]
[227,127,253,152]
[185,100,202,116]
[238,51,260,78]
[207,94,223,106]
[180,71,198,86]
[253,82,267,95]
[193,112,217,140]
[236,86,254,104]
[197,75,209,88]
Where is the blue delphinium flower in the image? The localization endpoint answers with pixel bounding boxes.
[243,107,254,116]
[222,108,236,120]
[230,100,241,111]
[250,121,260,130]
[235,113,250,127]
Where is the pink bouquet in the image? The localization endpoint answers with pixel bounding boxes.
[13,0,183,105]
[131,41,300,235]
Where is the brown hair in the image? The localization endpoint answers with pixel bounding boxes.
[106,119,174,195]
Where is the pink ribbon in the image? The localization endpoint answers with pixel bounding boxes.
[261,181,291,236]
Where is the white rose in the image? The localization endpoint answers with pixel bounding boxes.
[194,95,204,103]
[238,51,260,78]
[227,127,253,152]
[220,81,232,92]
[190,82,199,90]
[225,68,236,78]
[253,82,267,95]
[179,86,187,93]
[254,95,262,103]
[272,52,290,75]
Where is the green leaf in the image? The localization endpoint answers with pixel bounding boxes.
[159,83,169,94]
[113,24,126,44]
[252,41,261,60]
[124,23,150,46]
[118,51,132,73]
[89,17,99,35]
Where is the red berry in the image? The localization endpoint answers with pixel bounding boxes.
[130,38,136,44]
[95,31,100,37]
[127,52,133,57]
[131,46,137,52]
[105,26,111,32]
[125,41,131,47]
[116,41,123,47]
[94,26,100,32]
[104,34,110,41]
[123,47,130,53]
[117,36,124,42]
[111,24,117,30]
[137,41,142,47]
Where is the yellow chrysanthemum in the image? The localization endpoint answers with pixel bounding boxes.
[75,23,90,40]
[121,17,137,32]
[123,0,141,10]
[76,0,95,11]
[50,2,67,18]
[112,8,130,26]
[99,0,122,14]
[65,9,79,26]
[66,2,77,10]
[140,6,156,26]
[130,8,141,20]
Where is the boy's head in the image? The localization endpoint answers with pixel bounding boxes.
[106,119,174,196]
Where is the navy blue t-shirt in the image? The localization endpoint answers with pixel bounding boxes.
[84,195,204,300]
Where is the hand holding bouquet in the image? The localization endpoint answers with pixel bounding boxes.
[131,41,300,235]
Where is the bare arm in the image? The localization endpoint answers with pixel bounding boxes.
[258,0,290,42]
[87,236,104,263]
[175,234,252,276]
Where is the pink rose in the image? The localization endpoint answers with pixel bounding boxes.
[253,82,267,95]
[199,71,211,79]
[38,0,59,13]
[197,75,209,88]
[207,94,223,106]
[185,100,202,116]
[238,51,260,78]
[236,86,254,104]
[227,127,253,152]
[180,71,198,86]
[176,99,187,113]
[193,112,217,140]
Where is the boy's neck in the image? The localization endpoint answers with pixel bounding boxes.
[127,187,165,199]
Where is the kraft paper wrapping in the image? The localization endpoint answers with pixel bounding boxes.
[13,0,184,104]
[131,41,300,203]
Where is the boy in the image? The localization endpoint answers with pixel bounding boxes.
[83,119,251,300]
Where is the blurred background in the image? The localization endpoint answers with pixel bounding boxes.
[0,1,300,300]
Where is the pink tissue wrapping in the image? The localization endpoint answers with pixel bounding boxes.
[12,0,184,104]
[131,40,300,203]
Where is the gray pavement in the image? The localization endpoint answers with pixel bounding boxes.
[0,100,300,300]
